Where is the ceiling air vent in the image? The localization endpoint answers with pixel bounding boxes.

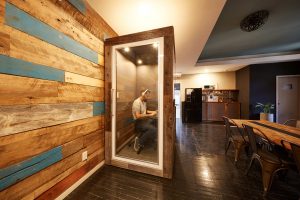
[240,10,269,32]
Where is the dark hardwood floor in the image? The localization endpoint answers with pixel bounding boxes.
[66,120,300,200]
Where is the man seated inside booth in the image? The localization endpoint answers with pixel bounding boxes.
[132,89,157,152]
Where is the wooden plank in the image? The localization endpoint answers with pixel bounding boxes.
[0,117,103,168]
[0,74,104,105]
[0,0,5,24]
[50,0,118,40]
[0,116,103,146]
[5,3,98,63]
[65,71,104,87]
[3,26,103,79]
[0,30,9,56]
[68,0,86,14]
[93,102,105,116]
[0,102,93,137]
[34,149,104,200]
[0,54,65,82]
[8,0,103,55]
[105,26,174,46]
[0,149,86,200]
[163,34,175,179]
[62,137,84,158]
[0,146,62,191]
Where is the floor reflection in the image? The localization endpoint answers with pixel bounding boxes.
[67,120,300,200]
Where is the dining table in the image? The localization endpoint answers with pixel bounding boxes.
[232,119,300,149]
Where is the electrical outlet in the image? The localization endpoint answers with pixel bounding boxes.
[82,151,88,161]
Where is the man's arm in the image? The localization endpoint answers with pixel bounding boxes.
[135,111,156,119]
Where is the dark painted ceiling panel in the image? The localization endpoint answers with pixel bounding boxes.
[198,0,300,62]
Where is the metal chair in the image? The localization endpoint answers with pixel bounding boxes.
[281,140,300,174]
[222,116,249,165]
[243,125,291,196]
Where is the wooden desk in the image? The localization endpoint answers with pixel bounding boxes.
[232,119,300,148]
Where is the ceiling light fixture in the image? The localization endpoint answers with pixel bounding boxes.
[137,59,143,64]
[124,47,130,52]
[240,10,269,32]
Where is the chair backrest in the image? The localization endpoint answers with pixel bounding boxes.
[222,116,233,138]
[243,125,258,154]
[283,119,297,127]
[222,116,247,142]
[291,143,300,173]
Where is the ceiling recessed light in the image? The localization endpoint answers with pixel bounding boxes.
[124,47,130,52]
[137,59,143,64]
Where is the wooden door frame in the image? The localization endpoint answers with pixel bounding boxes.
[276,75,300,123]
[104,27,175,178]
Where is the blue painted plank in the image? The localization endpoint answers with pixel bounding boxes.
[5,3,97,63]
[0,146,62,191]
[0,55,65,81]
[93,102,105,116]
[68,0,86,15]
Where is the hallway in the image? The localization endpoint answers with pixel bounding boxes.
[67,121,300,200]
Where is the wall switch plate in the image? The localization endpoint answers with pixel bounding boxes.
[82,151,88,161]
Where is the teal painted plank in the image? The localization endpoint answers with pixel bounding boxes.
[5,3,97,63]
[0,146,62,191]
[0,55,65,81]
[93,102,105,116]
[68,0,86,15]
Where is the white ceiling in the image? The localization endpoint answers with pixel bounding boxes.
[87,0,242,74]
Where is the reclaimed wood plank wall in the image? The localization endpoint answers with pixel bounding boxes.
[0,0,117,199]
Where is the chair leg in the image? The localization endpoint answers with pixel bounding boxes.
[225,140,231,155]
[261,160,281,196]
[234,142,244,165]
[245,156,255,175]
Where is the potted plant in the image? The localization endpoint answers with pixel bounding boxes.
[255,102,275,122]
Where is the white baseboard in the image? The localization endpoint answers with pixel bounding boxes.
[55,161,105,200]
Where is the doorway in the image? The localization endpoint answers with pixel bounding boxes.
[276,75,300,123]
[174,83,181,119]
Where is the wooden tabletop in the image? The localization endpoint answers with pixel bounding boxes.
[232,119,300,148]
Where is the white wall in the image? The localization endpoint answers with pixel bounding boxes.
[175,72,236,101]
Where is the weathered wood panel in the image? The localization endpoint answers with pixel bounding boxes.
[163,34,175,179]
[0,54,65,82]
[0,120,103,169]
[65,71,104,87]
[5,3,98,63]
[35,149,104,200]
[3,26,103,79]
[0,30,9,56]
[68,0,86,15]
[0,73,103,105]
[93,102,105,116]
[0,146,62,191]
[8,0,103,55]
[0,116,103,146]
[50,0,118,40]
[0,102,93,136]
[0,0,5,24]
[0,149,86,200]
